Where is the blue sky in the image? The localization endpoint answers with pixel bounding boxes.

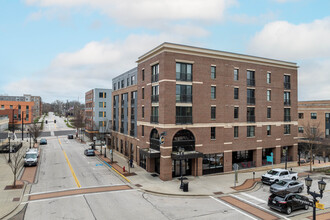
[1,0,330,102]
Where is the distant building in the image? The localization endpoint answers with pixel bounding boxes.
[85,88,112,135]
[0,115,9,132]
[0,100,34,126]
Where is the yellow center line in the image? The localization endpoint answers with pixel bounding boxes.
[58,138,81,188]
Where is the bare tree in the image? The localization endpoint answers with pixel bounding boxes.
[4,145,25,187]
[72,108,85,140]
[29,123,42,144]
[303,122,323,172]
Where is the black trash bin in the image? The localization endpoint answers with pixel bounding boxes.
[183,182,189,192]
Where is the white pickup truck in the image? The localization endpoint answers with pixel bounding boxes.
[261,168,298,185]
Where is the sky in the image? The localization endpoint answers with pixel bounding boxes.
[1,0,330,103]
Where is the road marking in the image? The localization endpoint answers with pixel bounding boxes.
[63,150,81,188]
[240,192,267,203]
[231,194,291,220]
[101,158,131,183]
[210,196,258,220]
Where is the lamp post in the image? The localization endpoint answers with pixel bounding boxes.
[8,136,11,163]
[305,175,327,220]
[179,147,185,189]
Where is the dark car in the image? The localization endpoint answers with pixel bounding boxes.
[68,134,74,139]
[84,149,95,156]
[40,139,47,145]
[268,191,310,215]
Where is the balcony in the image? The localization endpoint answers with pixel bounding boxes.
[151,74,159,83]
[150,115,159,123]
[247,115,255,123]
[176,116,192,124]
[284,115,291,122]
[247,97,255,105]
[130,129,135,137]
[284,82,291,90]
[176,94,192,103]
[151,95,159,103]
[247,79,255,87]
[176,73,192,82]
[284,100,291,106]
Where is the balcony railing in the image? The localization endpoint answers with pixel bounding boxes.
[176,116,192,124]
[247,115,256,123]
[130,129,135,137]
[284,100,291,106]
[151,95,159,103]
[176,94,192,103]
[150,138,160,151]
[284,82,291,89]
[150,115,159,123]
[247,97,255,105]
[120,127,124,133]
[176,73,192,82]
[284,115,291,122]
[247,79,255,87]
[151,74,159,83]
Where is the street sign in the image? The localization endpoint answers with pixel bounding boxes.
[316,202,325,210]
[266,155,273,163]
[159,136,165,144]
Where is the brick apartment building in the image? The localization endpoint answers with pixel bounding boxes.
[0,100,34,126]
[85,88,112,136]
[112,43,298,181]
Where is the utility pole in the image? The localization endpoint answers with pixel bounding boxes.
[21,111,24,141]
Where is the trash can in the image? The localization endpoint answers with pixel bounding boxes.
[183,182,189,192]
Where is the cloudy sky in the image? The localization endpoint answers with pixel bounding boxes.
[1,0,329,103]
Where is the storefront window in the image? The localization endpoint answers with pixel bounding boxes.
[203,153,224,174]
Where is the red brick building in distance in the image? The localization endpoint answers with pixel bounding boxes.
[113,43,298,181]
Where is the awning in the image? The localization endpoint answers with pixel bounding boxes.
[171,151,203,159]
[140,148,160,159]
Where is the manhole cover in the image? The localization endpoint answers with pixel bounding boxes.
[13,197,20,202]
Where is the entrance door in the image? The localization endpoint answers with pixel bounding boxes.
[155,158,160,174]
[172,159,192,177]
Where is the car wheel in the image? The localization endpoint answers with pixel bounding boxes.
[298,187,302,193]
[304,204,309,210]
[292,177,296,180]
[286,206,292,215]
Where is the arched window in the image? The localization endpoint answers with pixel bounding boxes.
[150,129,160,151]
[172,130,195,152]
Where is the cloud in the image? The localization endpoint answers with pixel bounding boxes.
[4,34,196,102]
[247,17,330,101]
[24,0,236,26]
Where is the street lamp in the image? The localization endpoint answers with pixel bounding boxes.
[179,147,185,189]
[8,136,11,163]
[305,175,327,220]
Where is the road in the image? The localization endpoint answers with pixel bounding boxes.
[23,113,330,220]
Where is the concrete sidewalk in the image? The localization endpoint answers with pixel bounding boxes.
[96,146,330,196]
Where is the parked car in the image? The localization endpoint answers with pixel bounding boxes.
[68,134,74,139]
[84,149,95,156]
[270,179,304,193]
[268,191,309,214]
[262,168,298,185]
[40,139,47,145]
[24,149,38,166]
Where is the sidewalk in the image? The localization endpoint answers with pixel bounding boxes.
[96,146,330,196]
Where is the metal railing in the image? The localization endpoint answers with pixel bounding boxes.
[284,82,291,89]
[284,115,291,122]
[150,115,159,123]
[176,116,192,124]
[176,73,192,82]
[247,115,255,123]
[247,97,255,105]
[151,95,159,103]
[284,100,291,106]
[151,74,159,83]
[247,79,255,86]
[176,94,192,103]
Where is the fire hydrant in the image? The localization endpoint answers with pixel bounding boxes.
[123,166,125,172]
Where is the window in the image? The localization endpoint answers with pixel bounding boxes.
[151,107,159,123]
[142,125,144,136]
[127,78,130,87]
[151,64,159,82]
[211,66,216,79]
[247,70,255,86]
[142,69,145,81]
[1,105,4,108]
[176,63,192,81]
[234,88,239,99]
[151,85,159,103]
[298,113,304,119]
[10,105,13,109]
[118,81,120,89]
[247,107,255,122]
[99,111,105,117]
[99,92,106,98]
[211,86,216,99]
[284,92,291,106]
[267,125,271,136]
[298,127,304,133]
[234,107,239,119]
[176,85,192,103]
[99,102,103,108]
[326,128,329,137]
[311,127,317,135]
[234,69,239,81]
[176,107,192,124]
[267,90,271,101]
[121,80,124,88]
[131,75,135,85]
[311,113,317,119]
[267,108,271,119]
[284,75,291,89]
[284,108,291,122]
[99,121,104,127]
[284,124,291,134]
[142,107,144,118]
[247,89,255,105]
[234,126,238,138]
[211,127,216,139]
[211,107,216,119]
[142,88,144,99]
[267,72,271,84]
[247,126,255,137]
[113,83,116,90]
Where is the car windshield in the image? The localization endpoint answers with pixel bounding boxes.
[26,154,37,159]
[267,170,279,175]
[276,180,288,186]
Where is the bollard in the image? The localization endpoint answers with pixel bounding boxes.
[123,166,125,172]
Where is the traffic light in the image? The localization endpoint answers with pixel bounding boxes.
[54,120,56,123]
[45,120,48,124]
